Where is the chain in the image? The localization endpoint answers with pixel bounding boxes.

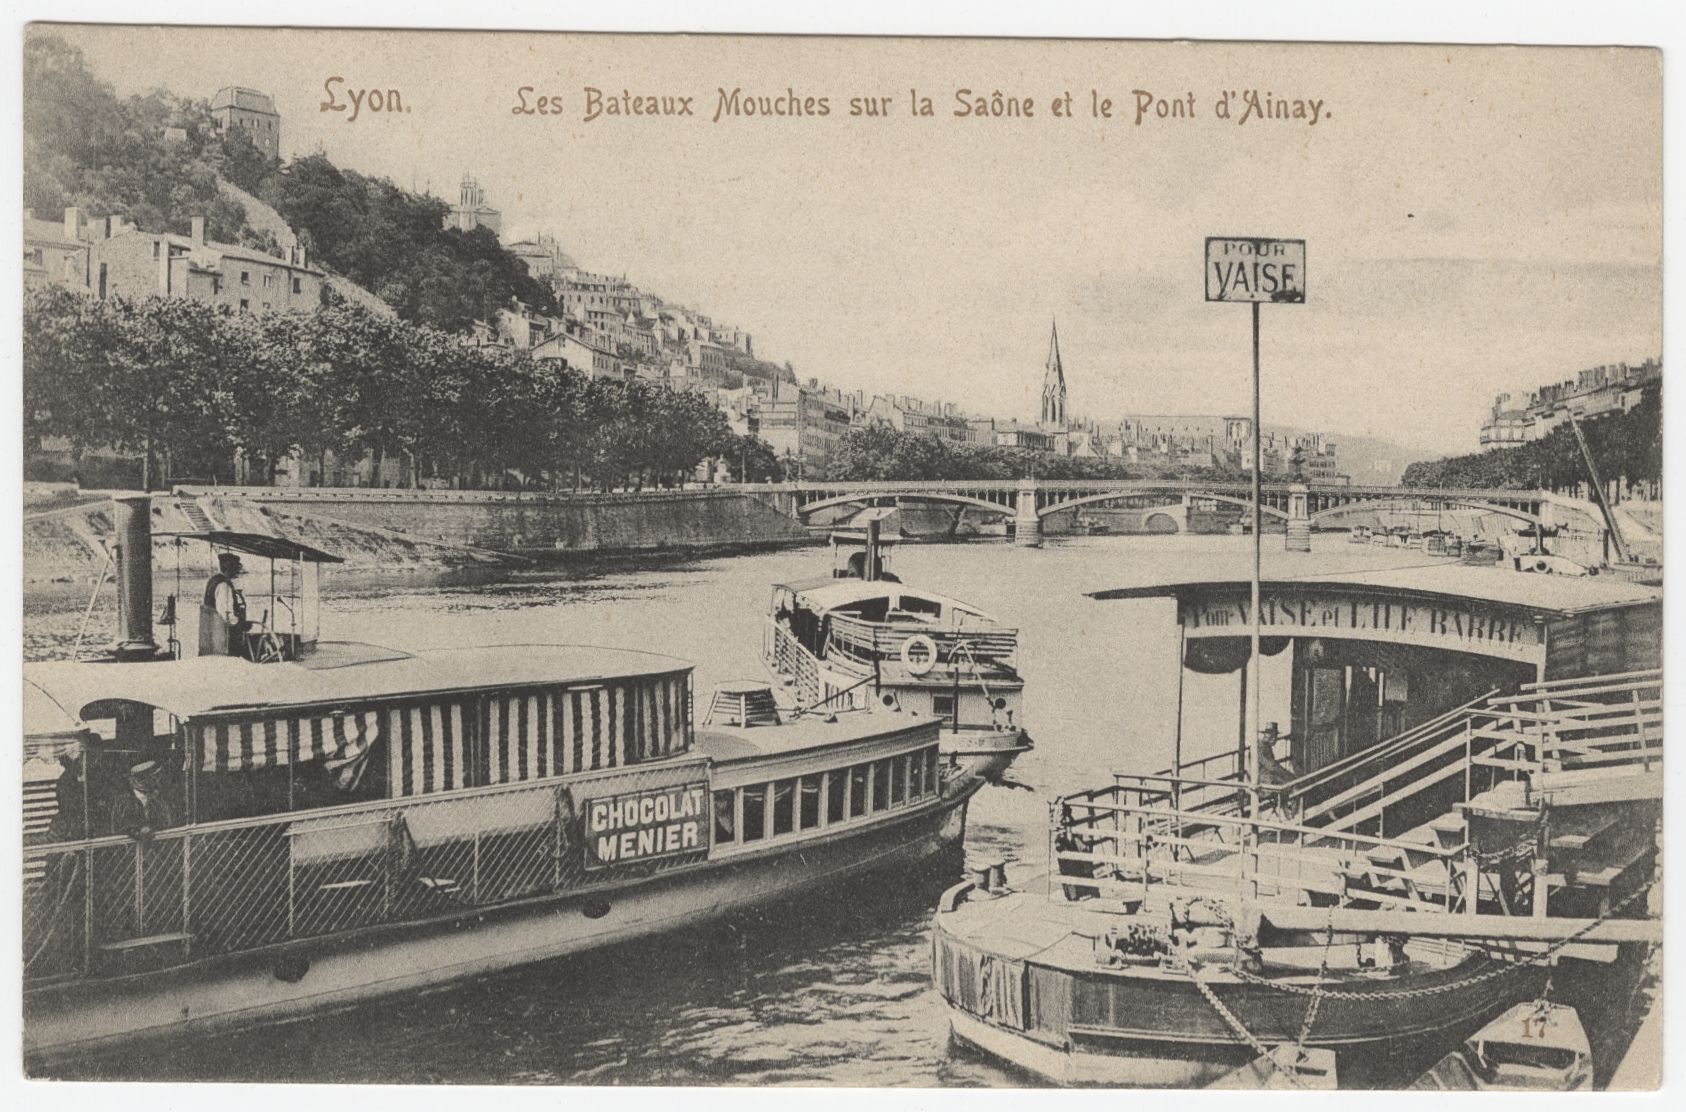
[1184,957,1305,1089]
[1229,882,1653,1001]
[1293,907,1336,1052]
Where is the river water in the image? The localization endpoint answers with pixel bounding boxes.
[30,534,1441,1085]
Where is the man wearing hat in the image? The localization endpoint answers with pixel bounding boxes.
[198,552,250,657]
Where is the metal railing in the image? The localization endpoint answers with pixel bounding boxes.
[1049,670,1662,917]
[1050,791,1474,913]
[765,621,862,712]
[822,612,1017,670]
[24,763,709,986]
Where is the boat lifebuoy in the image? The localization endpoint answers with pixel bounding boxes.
[901,634,938,675]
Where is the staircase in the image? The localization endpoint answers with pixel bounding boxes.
[1116,670,1661,916]
[176,496,218,533]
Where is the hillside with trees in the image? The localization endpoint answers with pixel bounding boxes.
[24,34,558,333]
[1401,384,1660,494]
[23,35,252,246]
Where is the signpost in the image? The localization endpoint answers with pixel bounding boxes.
[1205,237,1306,819]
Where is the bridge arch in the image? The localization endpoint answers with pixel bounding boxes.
[1142,510,1182,534]
[1310,497,1548,529]
[794,491,1013,521]
[1040,489,1290,522]
[1036,488,1193,519]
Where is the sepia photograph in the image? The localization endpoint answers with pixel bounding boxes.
[12,14,1667,1094]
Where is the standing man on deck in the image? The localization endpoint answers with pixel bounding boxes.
[198,552,249,657]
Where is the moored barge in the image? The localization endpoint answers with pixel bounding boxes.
[933,565,1662,1088]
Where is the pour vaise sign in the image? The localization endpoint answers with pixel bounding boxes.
[1205,237,1306,303]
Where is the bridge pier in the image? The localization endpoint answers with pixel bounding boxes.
[1013,478,1043,547]
[1285,483,1311,552]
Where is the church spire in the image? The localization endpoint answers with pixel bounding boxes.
[1041,318,1067,428]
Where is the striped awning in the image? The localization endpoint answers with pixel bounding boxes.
[390,701,468,798]
[485,674,689,785]
[198,710,381,773]
[192,673,691,800]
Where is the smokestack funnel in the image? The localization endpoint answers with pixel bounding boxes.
[112,494,160,661]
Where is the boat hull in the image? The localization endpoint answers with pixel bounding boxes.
[26,783,977,1067]
[933,888,1546,1089]
[941,728,1032,782]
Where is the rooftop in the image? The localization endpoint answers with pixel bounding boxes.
[693,706,936,764]
[24,642,692,728]
[1088,564,1663,617]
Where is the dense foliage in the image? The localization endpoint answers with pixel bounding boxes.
[23,35,251,246]
[1401,384,1661,492]
[831,424,1159,481]
[246,155,560,331]
[24,286,745,491]
[26,34,560,334]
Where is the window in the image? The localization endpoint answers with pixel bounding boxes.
[241,270,250,285]
[826,770,845,824]
[742,785,766,842]
[909,752,924,798]
[890,754,906,805]
[926,748,940,794]
[932,693,955,722]
[799,776,821,830]
[872,761,891,813]
[713,790,736,844]
[239,299,249,313]
[772,778,796,836]
[152,241,160,259]
[262,273,274,289]
[292,277,302,294]
[848,764,869,818]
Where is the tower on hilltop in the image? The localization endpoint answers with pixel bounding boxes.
[211,86,280,161]
[1040,319,1068,429]
[443,172,503,238]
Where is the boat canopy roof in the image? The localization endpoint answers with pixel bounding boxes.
[23,641,691,729]
[1088,565,1662,618]
[158,529,345,563]
[774,577,997,622]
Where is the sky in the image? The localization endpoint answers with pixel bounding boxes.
[35,27,1663,454]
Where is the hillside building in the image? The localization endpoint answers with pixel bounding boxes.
[211,86,281,160]
[443,173,502,237]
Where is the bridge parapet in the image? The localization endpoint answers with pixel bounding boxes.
[724,480,1571,549]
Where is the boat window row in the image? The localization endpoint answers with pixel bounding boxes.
[27,673,694,844]
[711,745,941,847]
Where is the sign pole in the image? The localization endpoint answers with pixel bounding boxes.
[1249,300,1263,818]
[1205,235,1304,819]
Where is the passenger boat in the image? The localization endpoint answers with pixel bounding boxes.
[1412,1000,1593,1090]
[764,512,1031,781]
[23,496,1004,1064]
[932,565,1662,1088]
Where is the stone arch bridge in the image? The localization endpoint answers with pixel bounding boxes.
[734,478,1562,548]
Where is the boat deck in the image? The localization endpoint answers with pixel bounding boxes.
[939,877,1471,981]
[694,706,935,763]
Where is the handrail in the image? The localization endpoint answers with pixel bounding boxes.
[1057,800,1464,858]
[1519,667,1661,694]
[1104,772,1291,798]
[1284,688,1499,800]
